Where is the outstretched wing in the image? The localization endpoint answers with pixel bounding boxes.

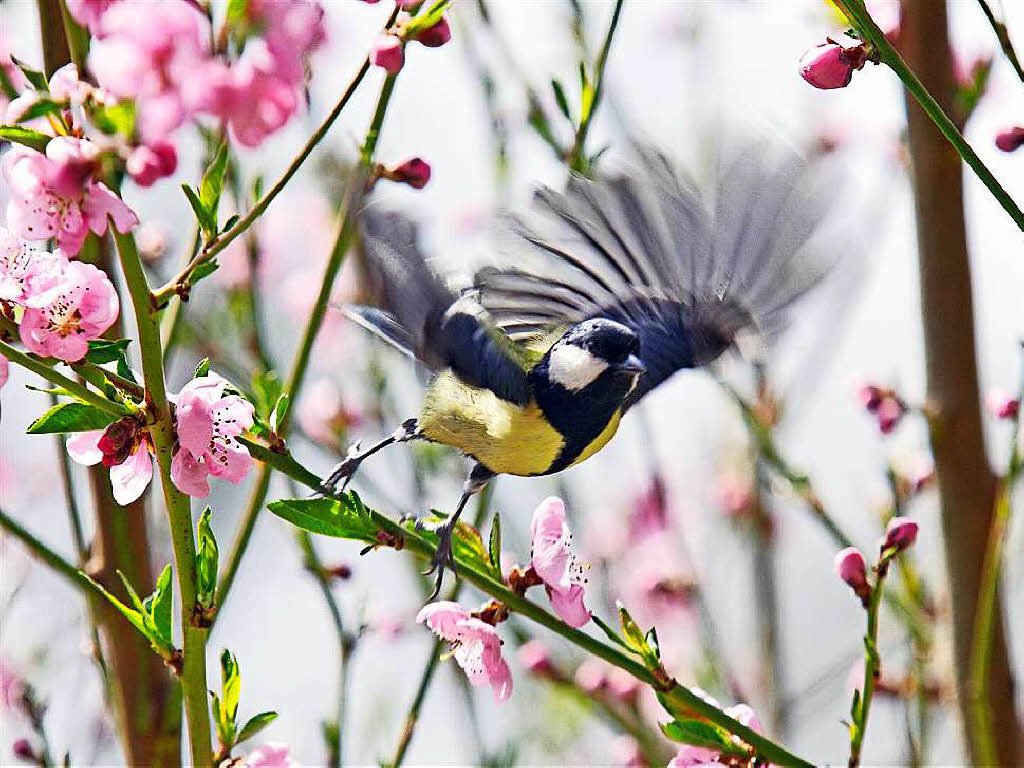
[476,143,837,408]
[354,209,533,406]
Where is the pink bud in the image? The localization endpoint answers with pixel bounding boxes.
[985,388,1020,420]
[415,16,451,48]
[883,516,918,553]
[799,39,865,90]
[877,397,904,434]
[517,640,557,679]
[834,547,868,593]
[126,142,177,187]
[858,383,884,413]
[12,739,35,760]
[389,157,431,189]
[573,658,607,695]
[371,34,404,74]
[994,126,1024,153]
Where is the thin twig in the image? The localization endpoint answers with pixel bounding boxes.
[977,0,1024,84]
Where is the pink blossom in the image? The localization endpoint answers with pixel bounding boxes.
[416,601,512,701]
[371,34,405,74]
[242,743,297,768]
[0,228,56,303]
[414,16,452,48]
[857,383,884,412]
[799,37,866,90]
[3,139,138,256]
[170,373,255,498]
[67,429,155,505]
[387,157,431,189]
[48,63,93,105]
[126,142,177,187]
[985,388,1020,420]
[574,657,607,695]
[834,547,869,603]
[0,659,25,710]
[248,0,326,85]
[0,354,7,389]
[883,516,918,553]
[88,0,213,142]
[65,0,120,33]
[530,497,591,627]
[19,260,120,362]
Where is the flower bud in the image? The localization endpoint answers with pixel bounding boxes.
[994,126,1024,153]
[98,418,140,468]
[12,738,35,761]
[518,640,558,680]
[857,383,884,413]
[799,38,867,90]
[573,658,607,695]
[834,546,869,601]
[985,388,1020,420]
[371,34,405,74]
[127,142,178,187]
[876,397,904,434]
[388,157,431,189]
[883,516,918,553]
[414,16,451,48]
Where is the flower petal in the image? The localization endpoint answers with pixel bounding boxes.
[108,443,153,505]
[66,429,103,465]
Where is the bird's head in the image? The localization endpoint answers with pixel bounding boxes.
[540,318,646,394]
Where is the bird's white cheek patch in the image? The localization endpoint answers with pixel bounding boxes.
[548,344,608,391]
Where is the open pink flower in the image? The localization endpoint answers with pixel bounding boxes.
[1,228,56,303]
[65,0,120,33]
[67,428,155,505]
[242,743,297,768]
[530,497,591,627]
[19,259,120,362]
[170,373,255,498]
[88,0,213,142]
[248,0,325,85]
[417,602,512,701]
[3,139,138,256]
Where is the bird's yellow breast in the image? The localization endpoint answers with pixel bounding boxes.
[418,371,622,476]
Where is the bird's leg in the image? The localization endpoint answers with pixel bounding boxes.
[321,418,420,494]
[423,463,495,601]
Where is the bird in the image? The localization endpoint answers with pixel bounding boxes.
[323,142,840,599]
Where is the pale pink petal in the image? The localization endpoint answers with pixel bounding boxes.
[0,354,7,388]
[243,742,296,768]
[108,443,153,505]
[668,746,726,767]
[170,448,210,498]
[546,585,591,628]
[207,439,252,484]
[415,601,469,641]
[66,430,104,465]
[83,182,139,236]
[530,496,573,589]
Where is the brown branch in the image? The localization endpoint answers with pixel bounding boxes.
[901,2,1021,763]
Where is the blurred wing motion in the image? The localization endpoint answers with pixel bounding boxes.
[351,209,532,405]
[476,143,838,408]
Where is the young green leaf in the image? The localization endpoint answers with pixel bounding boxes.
[196,508,219,609]
[194,357,211,378]
[618,602,647,653]
[659,719,734,750]
[86,338,132,365]
[250,370,283,420]
[147,564,174,646]
[0,125,52,153]
[14,98,64,124]
[222,214,240,233]
[182,184,215,236]
[487,512,502,578]
[210,691,229,746]
[550,79,572,123]
[220,649,241,727]
[270,393,290,433]
[199,141,230,227]
[187,259,220,284]
[591,614,635,652]
[236,711,278,744]
[10,56,47,90]
[267,497,378,542]
[27,402,119,434]
[89,101,136,137]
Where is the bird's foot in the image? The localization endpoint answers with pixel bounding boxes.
[321,441,365,495]
[421,519,457,601]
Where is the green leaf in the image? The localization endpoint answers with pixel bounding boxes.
[220,649,241,725]
[850,687,862,722]
[196,508,219,609]
[148,564,173,645]
[659,719,734,750]
[550,79,572,123]
[250,370,282,419]
[236,711,278,744]
[0,125,52,153]
[251,174,264,204]
[15,98,64,124]
[645,626,661,661]
[188,259,219,285]
[11,56,46,90]
[86,338,132,365]
[85,575,151,642]
[199,141,230,228]
[27,402,119,434]
[89,100,135,137]
[181,184,215,237]
[222,213,240,233]
[194,357,211,378]
[118,570,148,615]
[267,496,378,542]
[487,512,502,578]
[592,614,635,652]
[210,691,229,746]
[226,0,250,26]
[270,393,290,433]
[618,602,647,653]
[405,0,451,34]
[578,62,595,124]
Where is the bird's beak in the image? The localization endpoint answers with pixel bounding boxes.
[620,354,646,374]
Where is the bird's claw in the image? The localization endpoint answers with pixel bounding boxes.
[321,442,363,494]
[422,521,457,601]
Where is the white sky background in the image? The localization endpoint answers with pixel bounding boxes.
[1,0,1023,765]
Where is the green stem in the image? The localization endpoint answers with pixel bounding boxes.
[246,441,812,768]
[152,6,400,307]
[360,74,399,167]
[111,228,212,766]
[212,169,365,628]
[976,0,1024,84]
[836,0,1024,232]
[569,0,625,174]
[0,339,129,417]
[968,359,1023,766]
[849,559,889,767]
[391,485,494,768]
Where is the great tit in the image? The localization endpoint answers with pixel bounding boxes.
[325,143,837,598]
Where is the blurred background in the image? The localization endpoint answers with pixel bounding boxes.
[2,0,1023,764]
